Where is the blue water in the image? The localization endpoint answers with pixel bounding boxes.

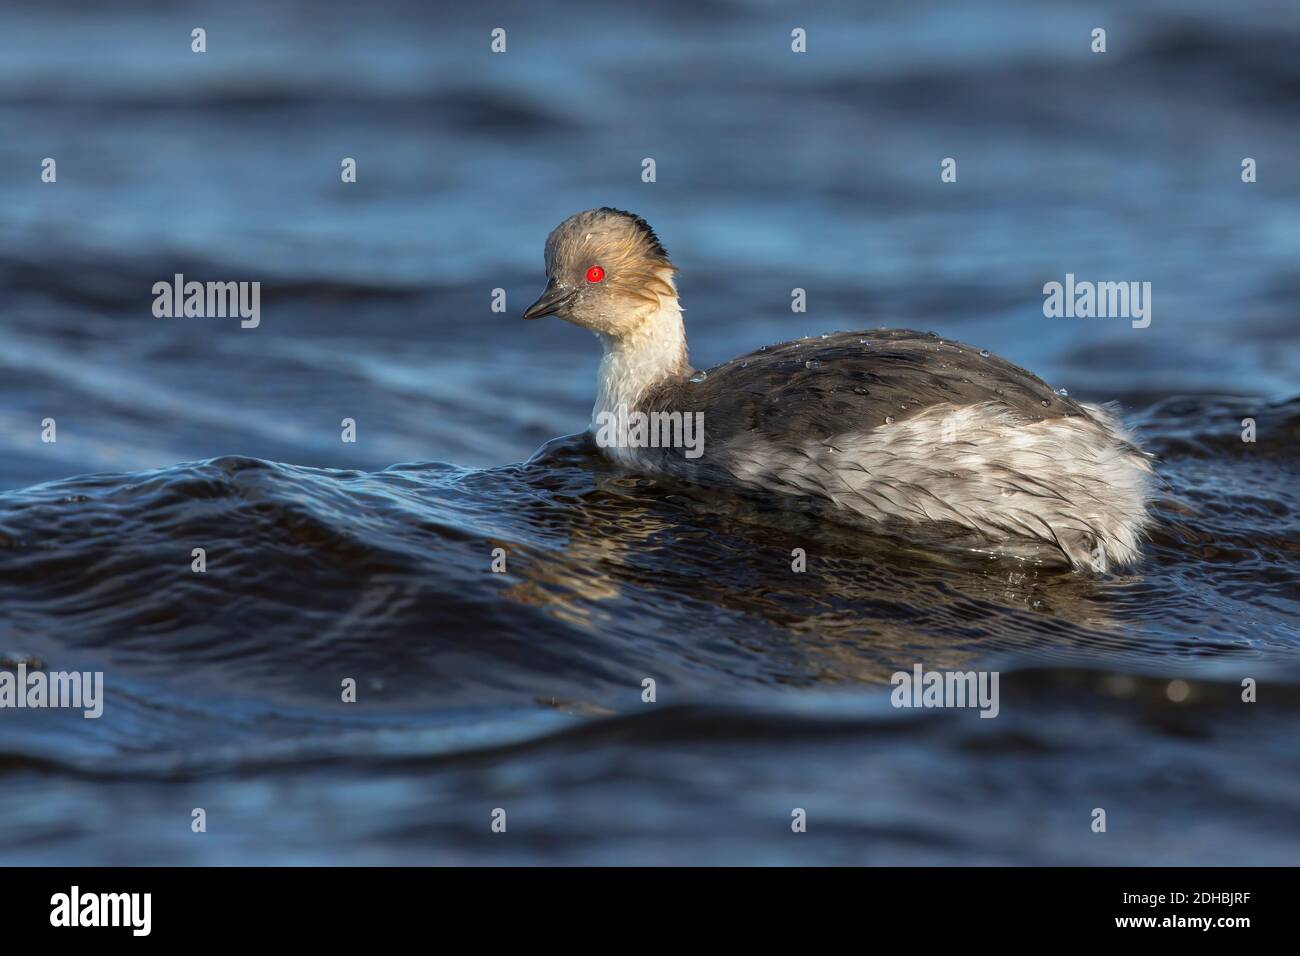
[0,0,1298,864]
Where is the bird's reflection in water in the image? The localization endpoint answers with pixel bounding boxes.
[496,434,1137,687]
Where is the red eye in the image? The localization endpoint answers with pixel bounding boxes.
[586,265,605,283]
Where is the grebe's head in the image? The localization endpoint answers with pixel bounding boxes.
[523,208,678,337]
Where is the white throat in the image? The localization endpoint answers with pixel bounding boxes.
[592,296,689,428]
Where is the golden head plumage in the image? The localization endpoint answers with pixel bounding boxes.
[523,208,678,336]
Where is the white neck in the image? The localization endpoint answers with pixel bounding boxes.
[592,296,690,427]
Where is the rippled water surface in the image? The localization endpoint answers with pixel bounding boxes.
[1,0,1298,864]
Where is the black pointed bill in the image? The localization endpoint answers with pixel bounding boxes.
[523,278,577,320]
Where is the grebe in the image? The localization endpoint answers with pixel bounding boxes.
[523,208,1154,572]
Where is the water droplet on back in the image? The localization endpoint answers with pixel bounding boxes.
[804,359,822,370]
[689,371,707,384]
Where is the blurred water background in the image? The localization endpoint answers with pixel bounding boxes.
[0,0,1297,864]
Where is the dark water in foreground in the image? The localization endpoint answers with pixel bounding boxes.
[1,0,1299,863]
[2,403,1299,864]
